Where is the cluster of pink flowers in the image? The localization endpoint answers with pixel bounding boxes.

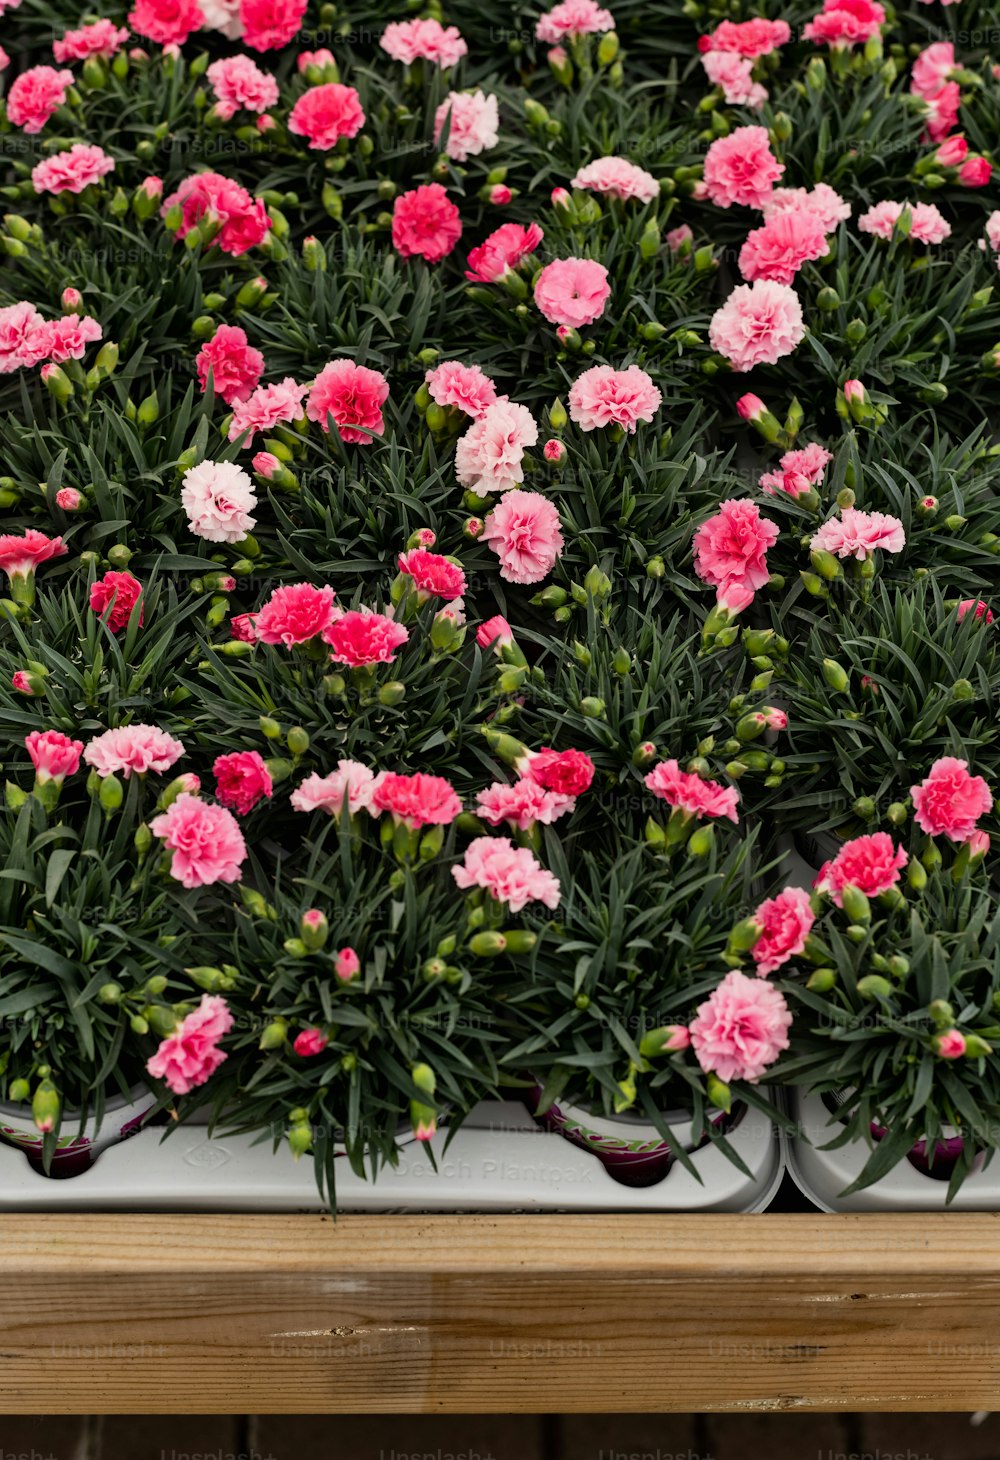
[162,172,271,255]
[453,837,561,912]
[859,201,952,246]
[380,17,467,66]
[693,498,779,610]
[810,508,905,562]
[477,746,594,832]
[0,302,103,375]
[757,440,831,499]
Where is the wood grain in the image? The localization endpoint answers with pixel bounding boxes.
[2,1213,999,1414]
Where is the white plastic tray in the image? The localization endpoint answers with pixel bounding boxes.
[0,1098,785,1212]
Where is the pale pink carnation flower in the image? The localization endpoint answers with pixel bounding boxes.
[751,887,815,976]
[6,66,74,134]
[0,303,45,373]
[201,0,243,37]
[147,994,233,1094]
[482,490,564,585]
[815,833,908,906]
[693,498,778,603]
[324,609,410,666]
[567,364,661,433]
[228,378,307,443]
[760,441,832,497]
[645,759,740,823]
[307,360,389,443]
[84,724,185,778]
[709,280,805,372]
[288,83,366,150]
[762,183,851,233]
[911,41,955,99]
[291,760,378,816]
[425,360,498,418]
[701,52,767,108]
[30,314,103,365]
[533,257,611,328]
[453,836,561,912]
[54,19,130,63]
[371,771,462,828]
[910,758,993,842]
[859,200,951,245]
[702,126,784,209]
[151,794,247,888]
[32,144,115,196]
[570,156,658,204]
[206,54,279,118]
[810,507,905,561]
[690,970,792,1083]
[181,460,257,544]
[455,400,539,495]
[381,17,467,65]
[434,90,500,163]
[476,778,573,830]
[255,583,336,646]
[536,0,614,42]
[739,210,829,285]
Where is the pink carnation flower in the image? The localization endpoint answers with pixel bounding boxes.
[536,0,615,42]
[162,172,271,255]
[911,41,955,99]
[381,17,467,65]
[291,760,378,817]
[751,887,815,976]
[7,66,74,133]
[180,460,257,544]
[26,729,83,784]
[0,529,66,588]
[533,257,611,328]
[196,324,264,406]
[31,314,103,365]
[54,19,130,62]
[923,82,961,143]
[815,833,908,906]
[803,0,885,47]
[859,201,951,245]
[288,83,366,150]
[229,377,307,444]
[213,750,273,815]
[693,499,779,603]
[523,747,595,796]
[255,583,337,647]
[645,760,740,823]
[324,609,410,666]
[151,794,247,888]
[434,90,500,163]
[482,490,564,585]
[206,54,279,119]
[701,52,766,109]
[397,548,467,600]
[739,210,829,285]
[201,0,242,36]
[453,836,561,913]
[702,126,784,209]
[32,144,115,196]
[476,778,572,830]
[392,184,462,264]
[294,1028,328,1058]
[567,364,661,433]
[371,771,462,828]
[147,994,233,1094]
[425,360,498,419]
[759,441,833,498]
[709,280,805,372]
[230,612,258,642]
[455,400,539,496]
[129,0,203,45]
[690,970,792,1083]
[466,222,544,283]
[810,507,905,561]
[0,303,45,373]
[477,615,513,651]
[240,0,307,50]
[90,570,143,632]
[698,17,790,56]
[958,599,993,624]
[0,46,8,71]
[83,725,185,778]
[570,156,658,204]
[306,360,389,444]
[762,183,850,233]
[910,758,993,842]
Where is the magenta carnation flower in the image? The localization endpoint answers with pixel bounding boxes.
[229,378,307,443]
[739,211,829,285]
[324,609,410,666]
[693,499,779,604]
[392,184,462,264]
[129,0,204,45]
[536,0,615,43]
[213,750,273,816]
[90,570,143,632]
[54,19,130,62]
[288,83,366,150]
[196,324,265,406]
[240,0,308,50]
[466,222,544,283]
[371,771,462,828]
[751,887,815,976]
[397,547,468,600]
[6,66,74,133]
[25,730,83,784]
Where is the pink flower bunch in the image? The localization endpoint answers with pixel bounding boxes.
[476,777,575,830]
[859,201,951,245]
[425,361,498,419]
[803,0,885,47]
[693,498,779,606]
[536,0,615,42]
[702,126,784,210]
[569,157,658,204]
[690,970,792,1083]
[240,0,308,50]
[307,360,389,443]
[434,91,500,162]
[815,833,909,906]
[162,172,271,255]
[810,508,905,561]
[83,725,185,778]
[254,583,337,647]
[371,771,463,828]
[762,184,851,233]
[128,0,204,45]
[196,324,265,405]
[90,570,143,632]
[206,55,279,119]
[53,19,130,62]
[213,750,273,815]
[750,887,815,976]
[759,442,832,499]
[482,490,565,585]
[466,222,544,283]
[709,280,805,372]
[26,730,83,785]
[6,66,74,133]
[147,995,234,1095]
[738,210,829,285]
[229,378,307,443]
[910,758,993,842]
[700,51,767,108]
[397,548,468,601]
[455,400,539,496]
[324,609,410,667]
[453,837,561,912]
[291,760,379,817]
[32,145,115,195]
[380,18,467,66]
[288,84,366,150]
[567,365,661,433]
[151,794,247,888]
[180,460,257,544]
[645,759,740,824]
[533,258,611,328]
[392,184,462,264]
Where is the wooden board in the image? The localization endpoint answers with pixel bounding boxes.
[2,1213,999,1414]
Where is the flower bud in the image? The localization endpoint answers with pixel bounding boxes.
[300,908,329,951]
[32,1078,61,1134]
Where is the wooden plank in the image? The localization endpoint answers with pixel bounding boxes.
[2,1213,1000,1414]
